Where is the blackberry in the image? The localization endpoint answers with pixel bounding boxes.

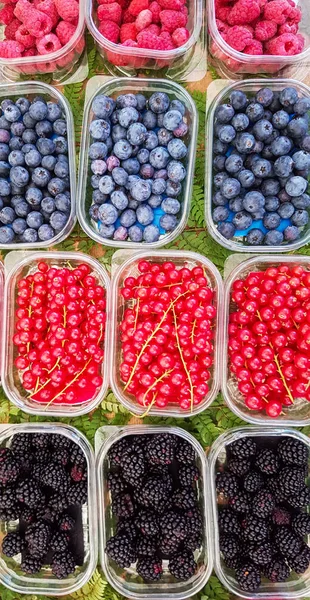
[0,485,18,509]
[218,509,241,536]
[265,478,285,503]
[235,563,261,592]
[145,434,177,465]
[112,493,135,518]
[0,455,20,484]
[288,545,310,574]
[2,532,26,557]
[31,433,49,450]
[137,535,157,557]
[66,481,87,505]
[172,487,197,510]
[277,437,309,466]
[229,491,251,514]
[41,462,70,492]
[58,514,75,532]
[264,557,290,582]
[128,437,146,456]
[34,449,51,465]
[158,534,181,556]
[70,443,87,468]
[216,472,239,497]
[272,506,291,527]
[136,556,163,581]
[178,465,199,487]
[184,531,202,551]
[32,463,43,482]
[288,487,310,508]
[14,450,34,473]
[48,492,69,513]
[10,433,32,453]
[105,534,136,568]
[175,440,196,464]
[225,555,241,569]
[121,452,146,487]
[220,534,241,559]
[49,434,71,451]
[21,555,42,574]
[71,465,86,482]
[51,550,76,579]
[108,438,130,467]
[160,511,188,540]
[135,510,159,537]
[36,505,58,523]
[255,449,279,475]
[107,472,126,497]
[168,549,196,581]
[279,467,305,496]
[136,476,170,511]
[0,505,20,520]
[243,471,264,494]
[0,448,11,462]
[16,480,44,508]
[116,518,137,540]
[229,437,257,459]
[292,513,310,536]
[149,464,169,477]
[252,488,275,518]
[20,507,36,524]
[53,449,70,466]
[249,542,274,565]
[241,515,269,542]
[185,507,203,535]
[275,526,303,558]
[25,521,51,557]
[227,458,251,477]
[51,532,70,552]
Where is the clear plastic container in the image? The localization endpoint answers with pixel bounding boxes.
[0,260,4,384]
[1,251,110,417]
[86,0,203,77]
[209,426,310,599]
[96,424,213,600]
[0,3,85,83]
[205,79,310,254]
[77,77,198,249]
[0,422,97,596]
[208,0,310,80]
[109,249,223,417]
[0,81,76,249]
[222,254,310,427]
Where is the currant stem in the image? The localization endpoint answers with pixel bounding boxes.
[140,392,157,419]
[133,298,140,334]
[43,357,93,410]
[172,304,194,413]
[142,369,172,407]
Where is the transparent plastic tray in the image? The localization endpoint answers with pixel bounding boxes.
[209,426,310,599]
[77,76,198,248]
[2,251,110,417]
[96,424,213,600]
[0,422,97,596]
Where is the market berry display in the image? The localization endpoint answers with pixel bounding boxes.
[105,433,202,582]
[211,85,310,247]
[0,432,87,578]
[216,435,310,592]
[88,91,189,243]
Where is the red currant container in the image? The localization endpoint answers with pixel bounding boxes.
[77,77,198,249]
[109,250,223,417]
[210,426,310,599]
[0,422,97,596]
[96,424,213,599]
[205,79,310,254]
[1,251,110,417]
[222,254,310,426]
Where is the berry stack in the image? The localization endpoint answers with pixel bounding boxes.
[0,432,88,579]
[216,434,310,592]
[105,433,203,582]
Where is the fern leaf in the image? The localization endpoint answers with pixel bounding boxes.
[69,568,108,600]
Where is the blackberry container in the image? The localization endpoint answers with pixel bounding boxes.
[109,249,223,416]
[1,251,110,417]
[0,81,76,249]
[205,78,310,254]
[77,77,198,249]
[222,254,310,427]
[96,424,213,600]
[209,426,310,599]
[0,422,97,596]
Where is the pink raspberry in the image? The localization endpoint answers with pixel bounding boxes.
[254,19,277,41]
[288,6,301,24]
[296,33,305,52]
[172,26,189,46]
[120,22,137,42]
[159,30,174,48]
[217,5,232,22]
[98,2,122,23]
[158,0,183,10]
[0,40,24,57]
[244,38,263,53]
[267,32,302,55]
[278,21,298,35]
[23,47,36,55]
[137,30,165,48]
[159,10,187,33]
[227,0,260,25]
[36,33,62,54]
[128,0,149,16]
[257,0,267,6]
[34,0,59,27]
[226,25,253,50]
[216,18,229,33]
[135,8,152,31]
[98,20,120,42]
[4,18,20,39]
[16,25,36,48]
[0,4,15,25]
[56,20,76,45]
[14,0,53,37]
[149,1,161,22]
[264,0,292,25]
[1,0,18,3]
[122,8,135,22]
[54,0,79,22]
[144,23,160,34]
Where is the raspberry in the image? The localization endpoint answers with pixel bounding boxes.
[120,22,137,42]
[264,0,292,25]
[296,33,305,52]
[4,18,20,39]
[226,25,253,51]
[216,18,229,33]
[99,20,120,43]
[54,0,79,22]
[23,47,36,55]
[255,20,277,41]
[36,33,62,54]
[267,32,302,55]
[137,30,164,48]
[289,6,302,24]
[122,8,135,22]
[144,23,160,35]
[227,0,260,26]
[159,30,174,48]
[158,0,183,9]
[278,21,298,35]
[34,0,59,27]
[244,39,263,53]
[159,10,187,32]
[149,1,161,22]
[56,20,77,45]
[14,0,53,37]
[16,25,36,48]
[128,0,149,17]
[135,9,152,31]
[98,2,122,24]
[217,5,232,22]
[0,4,15,25]
[0,39,24,56]
[172,27,189,46]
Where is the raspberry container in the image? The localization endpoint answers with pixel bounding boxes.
[1,251,110,417]
[0,422,97,596]
[77,76,198,249]
[96,424,213,600]
[209,426,310,599]
[205,78,310,254]
[222,254,310,427]
[109,249,223,417]
[0,81,76,249]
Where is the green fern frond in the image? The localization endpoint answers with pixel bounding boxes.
[101,392,129,415]
[69,568,108,600]
[187,184,205,229]
[201,575,230,599]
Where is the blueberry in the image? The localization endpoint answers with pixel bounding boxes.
[91,95,115,119]
[120,209,136,227]
[253,119,274,141]
[9,136,23,151]
[252,208,266,220]
[273,155,293,179]
[300,136,310,153]
[26,211,43,230]
[46,102,62,123]
[221,177,241,199]
[0,144,9,161]
[135,204,153,226]
[292,151,310,171]
[287,117,308,138]
[264,230,284,245]
[10,166,29,187]
[149,147,170,169]
[261,180,279,198]
[128,199,139,209]
[231,113,249,132]
[36,138,55,156]
[212,206,229,222]
[160,214,177,231]
[91,174,101,189]
[54,136,68,155]
[121,158,139,175]
[110,190,128,210]
[142,110,157,130]
[23,113,36,129]
[47,177,66,197]
[216,104,235,123]
[256,88,274,107]
[22,143,36,155]
[285,176,308,197]
[55,193,71,212]
[284,225,300,241]
[4,104,21,123]
[137,148,149,165]
[116,94,137,109]
[237,169,255,188]
[272,110,290,130]
[21,130,36,146]
[91,160,107,176]
[271,136,292,156]
[214,172,228,188]
[126,175,139,190]
[35,120,53,138]
[97,175,114,195]
[111,167,128,187]
[16,98,30,114]
[167,160,186,183]
[213,140,227,156]
[20,228,38,243]
[29,101,48,121]
[161,197,180,215]
[228,197,243,212]
[229,90,248,110]
[140,163,154,179]
[0,206,14,224]
[225,154,243,174]
[233,211,252,229]
[253,141,264,154]
[235,133,256,154]
[277,202,295,219]
[131,179,152,202]
[165,180,180,197]
[292,194,310,209]
[246,103,264,122]
[127,123,147,146]
[144,132,158,151]
[154,169,168,180]
[128,225,143,242]
[247,229,264,245]
[24,149,41,168]
[0,162,9,178]
[11,122,25,137]
[89,203,100,220]
[118,107,139,129]
[142,224,159,242]
[0,225,14,243]
[0,130,10,144]
[263,212,281,230]
[134,94,146,111]
[53,119,67,136]
[152,178,166,195]
[36,224,54,241]
[0,117,10,131]
[280,87,299,107]
[167,139,187,160]
[218,221,236,239]
[243,191,265,213]
[293,98,310,116]
[112,125,126,143]
[112,226,127,241]
[92,190,107,204]
[263,110,272,121]
[25,187,43,207]
[213,191,227,206]
[148,194,163,208]
[15,201,30,217]
[148,92,170,114]
[265,196,280,211]
[113,140,133,161]
[89,119,111,142]
[12,217,27,235]
[217,125,236,144]
[213,155,225,171]
[0,178,10,196]
[291,209,309,227]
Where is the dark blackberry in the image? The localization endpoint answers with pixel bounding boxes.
[112,493,135,518]
[14,450,34,473]
[70,465,87,482]
[135,511,159,537]
[0,448,11,462]
[184,531,202,551]
[49,434,71,451]
[53,449,70,466]
[243,471,264,494]
[218,509,241,537]
[42,462,70,492]
[116,518,137,540]
[168,549,196,581]
[51,551,76,579]
[31,433,49,450]
[241,515,269,542]
[175,440,196,464]
[227,458,251,477]
[279,467,305,497]
[107,472,126,497]
[32,463,43,482]
[128,436,146,455]
[108,438,130,467]
[252,488,275,518]
[36,504,58,524]
[225,555,241,569]
[121,452,146,487]
[70,443,87,469]
[229,491,251,514]
[0,485,17,509]
[25,522,52,557]
[275,526,303,558]
[136,476,170,511]
[158,534,180,556]
[34,449,51,465]
[51,532,70,552]
[149,464,170,477]
[48,493,69,513]
[160,511,188,541]
[178,465,199,488]
[66,481,87,506]
[2,532,26,557]
[277,437,309,466]
[216,472,239,497]
[172,487,197,511]
[292,513,310,536]
[229,437,257,459]
[263,557,290,582]
[20,507,36,524]
[288,487,310,508]
[137,535,157,557]
[58,514,75,532]
[136,556,163,581]
[162,473,174,494]
[288,545,310,574]
[11,433,32,453]
[16,480,44,508]
[249,542,274,565]
[255,449,279,475]
[235,563,261,592]
[0,454,20,484]
[21,555,42,574]
[145,434,177,465]
[185,507,203,535]
[105,534,136,568]
[265,478,285,503]
[0,505,20,520]
[220,534,241,560]
[272,506,291,527]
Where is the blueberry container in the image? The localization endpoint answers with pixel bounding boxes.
[96,424,213,600]
[77,77,198,248]
[222,254,310,427]
[205,78,310,254]
[0,81,76,249]
[0,422,97,596]
[109,249,223,416]
[1,251,110,417]
[210,426,310,599]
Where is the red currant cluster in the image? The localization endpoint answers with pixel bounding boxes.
[228,264,310,418]
[13,260,106,407]
[119,259,217,412]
